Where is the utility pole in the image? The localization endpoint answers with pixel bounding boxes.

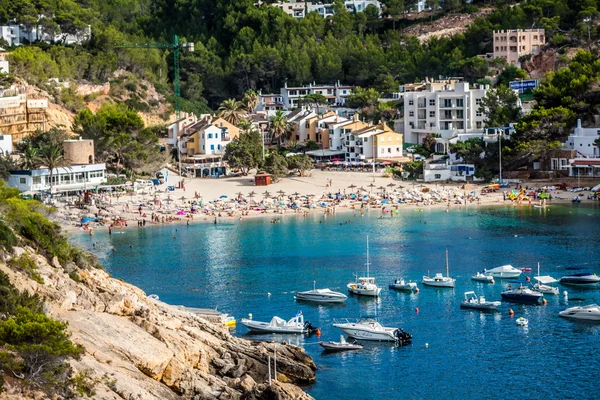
[499,131,502,184]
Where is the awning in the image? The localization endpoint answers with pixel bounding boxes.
[533,276,558,284]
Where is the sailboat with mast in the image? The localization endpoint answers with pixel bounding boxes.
[422,249,456,288]
[532,262,559,295]
[347,236,381,297]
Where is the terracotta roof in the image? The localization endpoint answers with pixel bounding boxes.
[572,160,600,165]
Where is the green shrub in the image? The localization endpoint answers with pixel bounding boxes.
[0,372,4,393]
[69,271,82,283]
[0,220,17,251]
[124,82,137,92]
[8,255,44,284]
[70,369,97,397]
[0,272,43,316]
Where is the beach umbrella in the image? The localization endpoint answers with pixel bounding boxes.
[292,191,300,197]
[248,191,256,202]
[179,196,186,205]
[348,184,357,193]
[277,190,286,197]
[378,186,386,194]
[236,191,244,199]
[359,186,366,192]
[262,190,271,199]
[387,183,396,189]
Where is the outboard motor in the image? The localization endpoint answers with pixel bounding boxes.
[394,328,412,345]
[304,321,319,334]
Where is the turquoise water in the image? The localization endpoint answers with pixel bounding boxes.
[72,204,600,399]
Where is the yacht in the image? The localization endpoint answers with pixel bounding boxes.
[347,236,381,297]
[241,312,317,334]
[484,265,522,279]
[501,283,543,304]
[296,282,347,303]
[389,279,418,292]
[471,272,495,283]
[559,304,600,321]
[559,269,600,287]
[422,249,455,288]
[333,318,412,344]
[460,291,501,311]
[533,262,559,295]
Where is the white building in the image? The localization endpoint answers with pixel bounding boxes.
[0,134,12,155]
[0,23,91,46]
[0,60,8,74]
[423,160,476,182]
[276,82,354,110]
[272,2,306,18]
[8,164,106,193]
[403,81,489,145]
[564,119,600,158]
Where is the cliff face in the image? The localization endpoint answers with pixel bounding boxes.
[0,247,315,400]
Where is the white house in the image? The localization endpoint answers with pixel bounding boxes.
[423,160,476,182]
[0,134,12,155]
[8,164,106,193]
[403,81,489,146]
[278,82,354,110]
[564,119,600,158]
[0,23,91,46]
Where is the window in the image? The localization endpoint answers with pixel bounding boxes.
[476,111,482,117]
[435,174,441,179]
[202,145,205,150]
[219,123,223,127]
[409,111,414,117]
[364,138,368,142]
[396,147,400,152]
[444,99,452,107]
[551,158,558,170]
[476,121,482,129]
[19,177,26,184]
[33,176,41,185]
[202,133,205,139]
[476,98,482,105]
[208,133,213,139]
[388,148,391,153]
[388,137,391,142]
[429,111,435,118]
[408,100,414,106]
[429,99,435,106]
[532,45,539,53]
[305,122,310,128]
[210,144,215,150]
[456,99,464,107]
[495,47,499,51]
[217,144,221,150]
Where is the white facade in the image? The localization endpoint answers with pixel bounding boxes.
[273,2,306,18]
[423,161,475,182]
[344,1,381,14]
[564,119,600,158]
[280,82,354,109]
[0,61,8,74]
[328,120,354,151]
[8,164,106,193]
[403,82,488,145]
[198,125,230,155]
[0,24,91,46]
[0,134,12,154]
[287,109,318,143]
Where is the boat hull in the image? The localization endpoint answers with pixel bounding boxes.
[460,302,499,311]
[347,285,381,297]
[296,292,347,303]
[389,283,417,292]
[319,342,363,351]
[471,276,494,283]
[333,326,397,341]
[501,293,542,304]
[559,277,600,287]
[241,320,306,334]
[485,272,522,278]
[422,280,455,288]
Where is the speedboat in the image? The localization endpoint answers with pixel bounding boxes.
[471,272,495,283]
[422,249,456,288]
[347,236,381,297]
[241,312,318,334]
[559,304,600,321]
[501,283,543,304]
[533,263,559,295]
[296,282,347,303]
[389,279,418,292]
[319,336,363,351]
[460,291,501,311]
[516,317,528,326]
[333,318,412,344]
[484,265,522,279]
[559,269,600,287]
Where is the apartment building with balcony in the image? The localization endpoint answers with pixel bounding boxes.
[184,117,240,157]
[493,29,546,65]
[403,81,488,146]
[347,123,403,161]
[276,82,354,110]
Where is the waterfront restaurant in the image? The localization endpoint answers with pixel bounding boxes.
[8,163,107,193]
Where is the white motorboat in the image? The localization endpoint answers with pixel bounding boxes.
[516,317,528,326]
[559,268,600,287]
[347,236,381,297]
[389,279,418,292]
[422,249,455,288]
[533,262,559,295]
[296,281,347,303]
[319,336,363,351]
[471,272,495,283]
[333,318,412,344]
[484,265,522,279]
[241,312,317,334]
[559,304,600,321]
[460,291,501,311]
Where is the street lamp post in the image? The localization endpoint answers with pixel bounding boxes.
[372,135,376,182]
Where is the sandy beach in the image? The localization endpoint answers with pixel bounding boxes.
[53,168,586,233]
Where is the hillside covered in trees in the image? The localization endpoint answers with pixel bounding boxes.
[4,0,599,114]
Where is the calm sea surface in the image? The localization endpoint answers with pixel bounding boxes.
[71,203,600,400]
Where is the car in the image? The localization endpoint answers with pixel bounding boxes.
[413,154,425,161]
[406,147,416,153]
[135,179,153,187]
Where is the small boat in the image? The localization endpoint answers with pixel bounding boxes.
[347,236,381,297]
[559,304,600,321]
[559,269,600,287]
[319,336,363,351]
[241,312,318,334]
[501,283,543,304]
[333,318,412,344]
[520,267,532,272]
[296,281,347,303]
[484,265,522,279]
[572,196,581,203]
[389,279,418,292]
[460,291,501,311]
[422,249,456,288]
[516,317,528,326]
[533,263,559,295]
[471,272,495,283]
[221,314,236,328]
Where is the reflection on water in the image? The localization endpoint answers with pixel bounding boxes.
[71,204,600,400]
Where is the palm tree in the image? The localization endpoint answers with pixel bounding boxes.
[218,99,245,126]
[39,143,70,195]
[236,118,254,134]
[269,110,292,147]
[21,146,41,170]
[243,90,259,113]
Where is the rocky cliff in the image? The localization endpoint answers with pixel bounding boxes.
[0,246,315,400]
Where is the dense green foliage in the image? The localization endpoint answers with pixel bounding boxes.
[287,154,314,177]
[224,129,264,175]
[4,0,598,111]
